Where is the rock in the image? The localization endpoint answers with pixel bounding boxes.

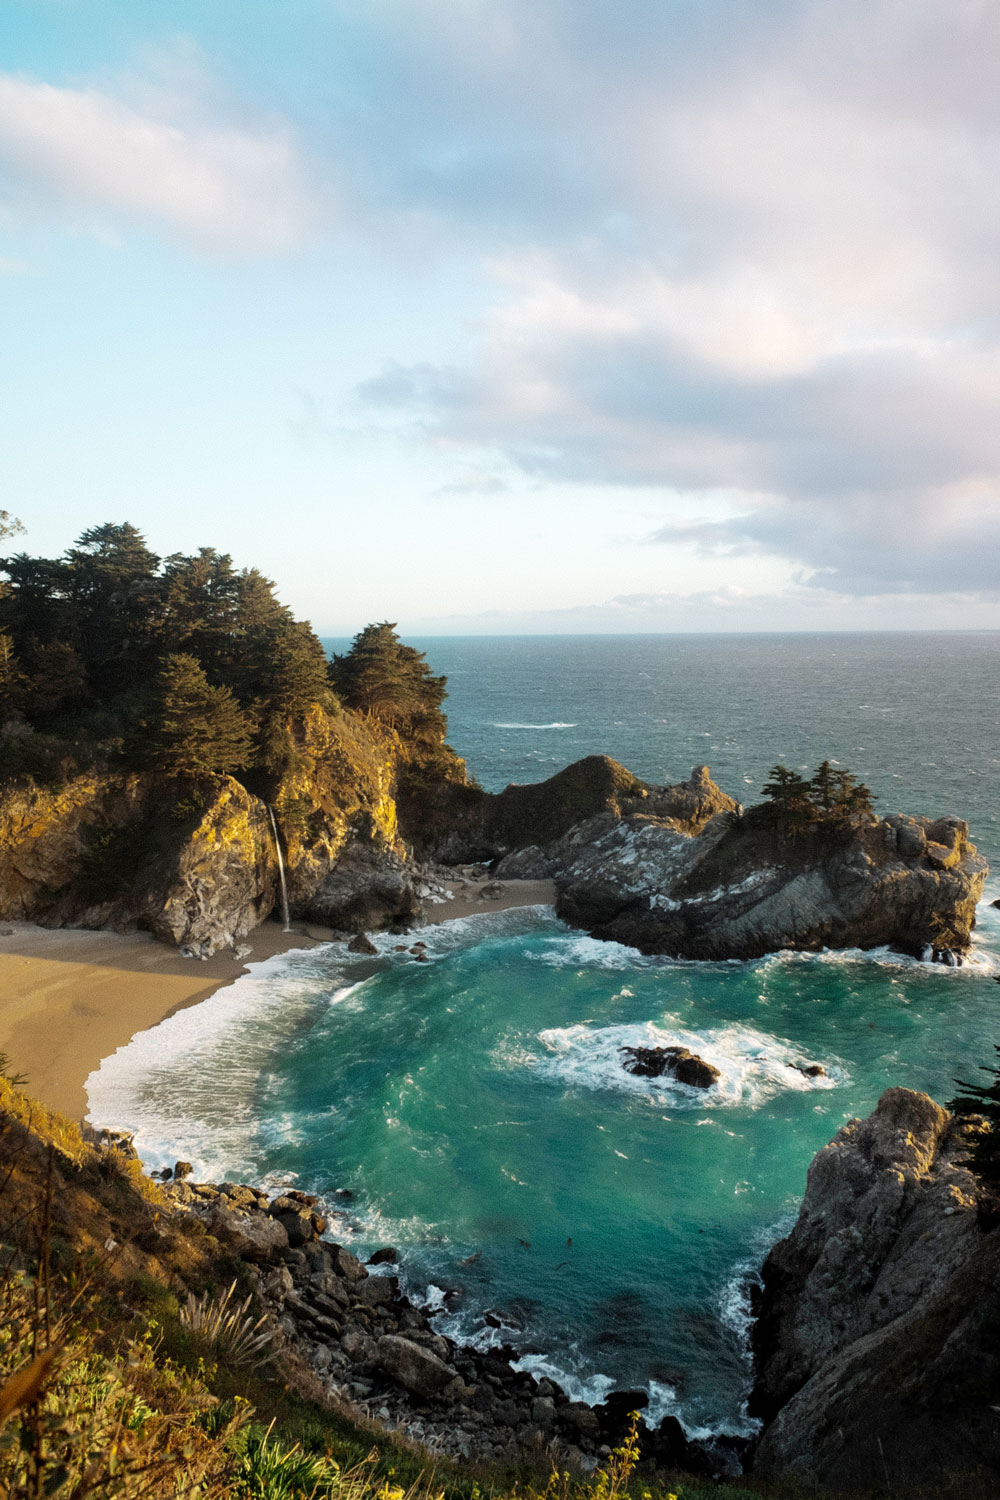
[263,1264,294,1302]
[368,1246,398,1265]
[173,1161,193,1179]
[593,1388,649,1442]
[478,882,505,901]
[376,1335,457,1397]
[559,1402,601,1440]
[750,1087,1000,1491]
[620,1045,721,1088]
[791,1061,826,1078]
[205,1205,290,1260]
[307,840,419,935]
[328,1244,367,1282]
[355,1275,396,1308]
[554,786,987,961]
[275,1209,315,1248]
[342,1330,377,1362]
[347,933,378,955]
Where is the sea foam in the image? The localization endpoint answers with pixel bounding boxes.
[532,1020,842,1108]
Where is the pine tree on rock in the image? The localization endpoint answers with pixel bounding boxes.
[151,653,253,776]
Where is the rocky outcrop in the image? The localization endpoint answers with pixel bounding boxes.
[488,763,740,879]
[417,758,735,867]
[749,1088,1000,1490]
[0,772,278,954]
[553,792,987,959]
[0,707,429,953]
[621,1045,721,1088]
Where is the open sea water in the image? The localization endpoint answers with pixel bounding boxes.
[88,633,1000,1438]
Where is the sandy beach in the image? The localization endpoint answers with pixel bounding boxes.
[0,879,555,1122]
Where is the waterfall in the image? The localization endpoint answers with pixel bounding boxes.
[267,804,292,932]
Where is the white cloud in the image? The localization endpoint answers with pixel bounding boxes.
[353,0,1000,599]
[0,73,314,252]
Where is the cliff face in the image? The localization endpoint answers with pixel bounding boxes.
[0,771,277,952]
[553,801,987,960]
[0,706,423,953]
[749,1088,1000,1491]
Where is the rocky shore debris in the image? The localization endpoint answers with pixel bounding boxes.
[151,1163,730,1471]
[620,1046,721,1089]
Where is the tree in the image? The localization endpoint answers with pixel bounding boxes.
[150,654,253,776]
[762,764,811,809]
[331,622,447,742]
[809,760,838,812]
[0,631,23,721]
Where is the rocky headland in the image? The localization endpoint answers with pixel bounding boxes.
[1,749,985,965]
[748,1086,1000,1491]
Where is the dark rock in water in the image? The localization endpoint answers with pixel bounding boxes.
[593,1388,649,1443]
[791,1061,827,1078]
[347,933,378,955]
[621,1045,721,1089]
[641,1414,714,1475]
[367,1246,398,1265]
[173,1160,193,1179]
[750,1086,1000,1491]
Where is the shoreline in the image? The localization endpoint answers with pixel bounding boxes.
[0,879,555,1122]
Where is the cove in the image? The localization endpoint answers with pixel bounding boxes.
[87,899,1000,1439]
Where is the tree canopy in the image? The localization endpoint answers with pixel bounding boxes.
[330,622,448,747]
[0,522,335,782]
[759,760,875,830]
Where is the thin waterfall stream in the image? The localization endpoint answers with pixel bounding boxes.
[267,804,292,932]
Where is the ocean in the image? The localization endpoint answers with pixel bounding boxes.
[88,632,1000,1438]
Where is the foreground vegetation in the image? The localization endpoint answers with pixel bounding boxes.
[2,1062,995,1499]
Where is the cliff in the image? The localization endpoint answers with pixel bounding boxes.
[0,743,986,964]
[749,1088,1000,1491]
[0,704,425,954]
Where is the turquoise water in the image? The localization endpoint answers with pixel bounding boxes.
[89,633,1000,1437]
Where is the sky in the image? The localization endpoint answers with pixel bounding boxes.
[1,0,999,635]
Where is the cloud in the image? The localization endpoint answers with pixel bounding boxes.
[348,0,1000,599]
[0,71,313,252]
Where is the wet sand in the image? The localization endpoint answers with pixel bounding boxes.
[0,879,555,1120]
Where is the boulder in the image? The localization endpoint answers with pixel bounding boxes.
[205,1205,289,1260]
[376,1335,457,1397]
[621,1045,720,1088]
[347,933,378,955]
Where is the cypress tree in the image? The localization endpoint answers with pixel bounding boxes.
[151,653,253,776]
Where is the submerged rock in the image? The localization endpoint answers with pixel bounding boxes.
[621,1045,721,1088]
[749,1087,1000,1490]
